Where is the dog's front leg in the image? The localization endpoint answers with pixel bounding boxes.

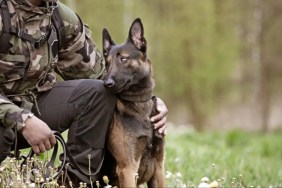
[147,162,166,188]
[116,164,139,188]
[147,141,166,188]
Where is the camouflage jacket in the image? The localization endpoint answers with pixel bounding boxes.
[0,0,105,129]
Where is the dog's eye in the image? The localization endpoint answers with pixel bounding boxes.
[120,57,128,63]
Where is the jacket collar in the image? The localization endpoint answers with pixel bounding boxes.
[11,0,57,15]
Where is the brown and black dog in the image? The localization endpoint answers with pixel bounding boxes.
[101,18,165,188]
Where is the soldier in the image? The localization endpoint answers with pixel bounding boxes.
[0,0,168,185]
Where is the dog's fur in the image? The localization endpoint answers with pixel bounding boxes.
[101,18,165,188]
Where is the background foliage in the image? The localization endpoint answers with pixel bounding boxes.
[60,0,282,131]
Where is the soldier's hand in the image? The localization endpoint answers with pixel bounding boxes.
[151,97,168,135]
[21,116,56,154]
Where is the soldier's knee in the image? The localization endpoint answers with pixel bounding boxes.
[77,79,116,105]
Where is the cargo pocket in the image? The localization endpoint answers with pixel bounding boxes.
[0,54,27,84]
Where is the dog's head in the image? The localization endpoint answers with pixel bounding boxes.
[102,18,152,94]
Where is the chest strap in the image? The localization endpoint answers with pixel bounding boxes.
[0,0,12,53]
[10,26,52,48]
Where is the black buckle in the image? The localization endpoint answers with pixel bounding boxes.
[33,27,51,48]
[45,1,58,13]
[17,29,24,37]
[34,41,40,49]
[34,35,45,48]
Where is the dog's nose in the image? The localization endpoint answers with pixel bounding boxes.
[104,79,115,88]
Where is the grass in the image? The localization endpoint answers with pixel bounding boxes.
[1,126,282,187]
[165,125,282,187]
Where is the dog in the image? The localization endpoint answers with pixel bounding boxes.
[101,18,165,188]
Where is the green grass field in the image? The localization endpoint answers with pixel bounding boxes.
[2,126,282,187]
[165,125,282,187]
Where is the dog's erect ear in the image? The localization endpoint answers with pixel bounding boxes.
[128,18,147,53]
[103,28,115,57]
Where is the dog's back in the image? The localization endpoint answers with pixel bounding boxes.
[101,18,165,188]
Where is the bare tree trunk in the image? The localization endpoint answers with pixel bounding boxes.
[251,0,270,131]
[123,0,134,34]
[251,0,262,101]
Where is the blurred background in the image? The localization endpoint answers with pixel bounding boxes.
[61,0,282,132]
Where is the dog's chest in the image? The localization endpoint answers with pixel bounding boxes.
[108,111,157,158]
[120,115,152,137]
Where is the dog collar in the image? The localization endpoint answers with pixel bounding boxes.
[117,91,153,102]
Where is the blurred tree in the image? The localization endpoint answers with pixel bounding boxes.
[141,0,239,130]
[237,0,282,131]
[59,0,282,131]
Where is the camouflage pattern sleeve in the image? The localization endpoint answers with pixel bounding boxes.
[56,2,105,80]
[0,95,31,129]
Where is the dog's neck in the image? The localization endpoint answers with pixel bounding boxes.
[115,76,155,121]
[117,89,153,102]
[117,76,154,102]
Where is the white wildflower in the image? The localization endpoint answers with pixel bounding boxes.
[210,180,219,188]
[198,177,210,188]
[201,177,209,183]
[176,172,182,178]
[165,171,173,179]
[198,182,211,188]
